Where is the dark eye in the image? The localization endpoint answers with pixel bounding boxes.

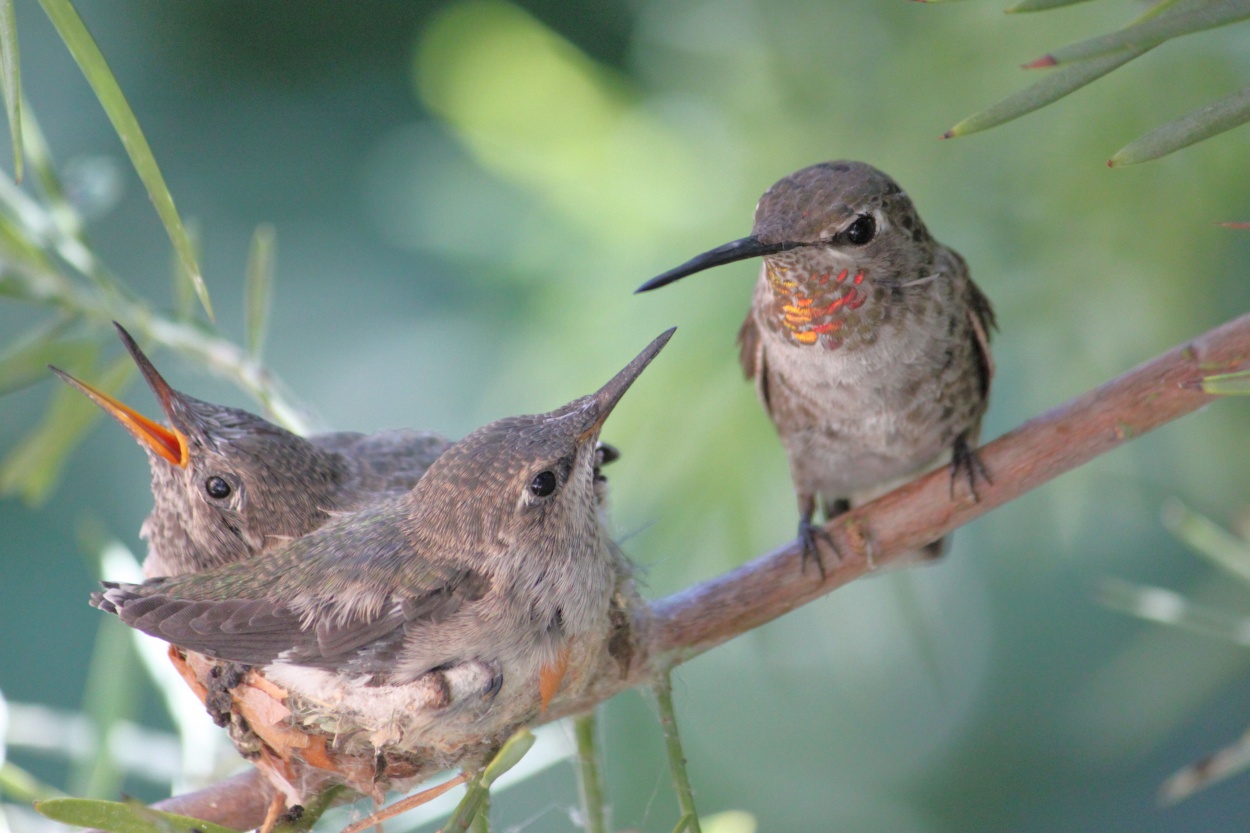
[529,471,558,498]
[205,476,232,500]
[845,214,876,246]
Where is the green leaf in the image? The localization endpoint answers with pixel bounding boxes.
[170,218,200,320]
[0,760,66,802]
[244,223,276,359]
[36,0,212,319]
[482,729,535,785]
[0,320,94,397]
[1160,728,1250,804]
[1162,499,1250,585]
[1030,0,1250,67]
[1196,368,1250,394]
[70,615,141,798]
[945,46,1147,137]
[35,798,243,833]
[1110,84,1250,165]
[1007,0,1098,11]
[0,0,21,181]
[0,346,132,503]
[1097,577,1250,645]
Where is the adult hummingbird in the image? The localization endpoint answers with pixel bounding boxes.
[91,329,673,795]
[638,161,994,572]
[52,324,453,578]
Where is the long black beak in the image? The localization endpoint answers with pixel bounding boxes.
[578,327,676,442]
[112,322,183,423]
[635,236,804,293]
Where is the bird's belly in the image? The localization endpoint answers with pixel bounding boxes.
[762,334,969,497]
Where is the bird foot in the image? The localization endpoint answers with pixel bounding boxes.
[798,520,841,580]
[950,435,991,502]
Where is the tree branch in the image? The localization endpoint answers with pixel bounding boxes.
[112,310,1250,831]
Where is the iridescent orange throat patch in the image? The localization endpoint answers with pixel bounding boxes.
[764,259,867,350]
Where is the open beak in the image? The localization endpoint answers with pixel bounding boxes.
[50,366,188,467]
[576,327,675,443]
[111,323,185,426]
[635,235,804,293]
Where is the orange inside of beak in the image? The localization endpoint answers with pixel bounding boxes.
[73,379,188,467]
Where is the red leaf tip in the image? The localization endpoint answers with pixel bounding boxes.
[1022,55,1057,69]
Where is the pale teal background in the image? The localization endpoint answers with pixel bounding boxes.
[2,2,1250,831]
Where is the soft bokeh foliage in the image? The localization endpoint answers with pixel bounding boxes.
[1,2,1249,831]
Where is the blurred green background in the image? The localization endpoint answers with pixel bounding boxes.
[2,1,1250,830]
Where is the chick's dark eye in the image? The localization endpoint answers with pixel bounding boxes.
[529,471,558,498]
[205,476,232,500]
[845,214,876,246]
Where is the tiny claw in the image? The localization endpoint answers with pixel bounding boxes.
[799,519,840,580]
[950,434,991,502]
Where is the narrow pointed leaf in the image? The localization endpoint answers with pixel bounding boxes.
[1194,368,1250,394]
[0,760,65,802]
[70,616,139,799]
[244,223,275,359]
[0,347,131,503]
[1033,0,1250,66]
[18,101,110,282]
[1007,0,1098,11]
[35,798,242,833]
[1110,84,1250,165]
[35,0,212,319]
[1097,578,1250,645]
[0,324,94,397]
[0,0,21,180]
[0,206,55,276]
[1163,499,1250,584]
[170,218,200,320]
[1160,728,1250,804]
[1219,221,1250,229]
[946,46,1147,137]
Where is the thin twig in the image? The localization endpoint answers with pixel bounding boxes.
[339,774,468,833]
[573,712,608,833]
[654,672,701,833]
[101,310,1250,830]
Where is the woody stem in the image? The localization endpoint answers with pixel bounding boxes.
[125,309,1250,831]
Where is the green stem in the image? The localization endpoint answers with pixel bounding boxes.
[573,712,608,833]
[467,788,491,833]
[271,785,350,833]
[441,773,489,833]
[654,670,701,833]
[10,265,314,432]
[443,730,535,833]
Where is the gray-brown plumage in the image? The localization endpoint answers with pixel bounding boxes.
[91,329,672,786]
[639,161,994,571]
[53,324,453,579]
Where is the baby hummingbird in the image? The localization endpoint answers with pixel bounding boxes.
[92,329,673,800]
[52,323,453,578]
[639,161,994,572]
